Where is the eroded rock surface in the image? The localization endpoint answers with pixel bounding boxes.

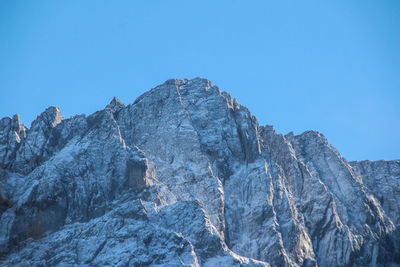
[0,78,399,266]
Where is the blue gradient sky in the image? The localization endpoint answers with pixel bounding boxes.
[0,1,399,161]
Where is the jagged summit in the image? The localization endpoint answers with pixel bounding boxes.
[105,96,126,112]
[133,77,218,106]
[32,106,64,128]
[0,78,399,266]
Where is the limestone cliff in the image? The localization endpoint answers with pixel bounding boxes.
[0,78,399,266]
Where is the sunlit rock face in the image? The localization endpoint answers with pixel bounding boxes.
[0,78,399,266]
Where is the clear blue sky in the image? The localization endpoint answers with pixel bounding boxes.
[0,1,399,161]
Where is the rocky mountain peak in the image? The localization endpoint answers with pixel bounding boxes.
[31,106,64,129]
[0,78,399,266]
[105,96,125,113]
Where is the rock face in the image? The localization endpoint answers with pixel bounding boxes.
[0,78,399,266]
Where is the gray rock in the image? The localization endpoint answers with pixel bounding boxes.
[0,114,27,170]
[0,77,399,266]
[12,106,64,174]
[350,160,400,226]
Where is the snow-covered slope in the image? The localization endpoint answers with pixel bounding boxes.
[0,78,399,266]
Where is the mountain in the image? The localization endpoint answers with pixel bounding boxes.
[0,78,399,266]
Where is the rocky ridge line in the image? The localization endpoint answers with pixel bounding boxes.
[0,77,399,266]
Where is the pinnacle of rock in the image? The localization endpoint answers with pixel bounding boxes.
[105,96,125,112]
